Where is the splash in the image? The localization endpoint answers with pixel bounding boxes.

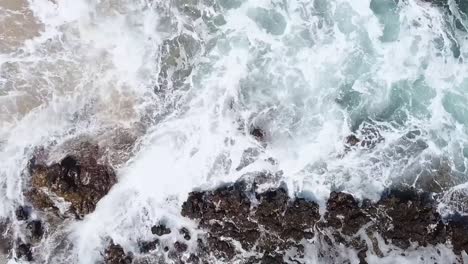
[1,0,468,263]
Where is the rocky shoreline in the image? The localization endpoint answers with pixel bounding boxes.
[90,179,468,264]
[1,125,467,263]
[3,142,467,263]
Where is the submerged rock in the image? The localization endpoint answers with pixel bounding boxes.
[249,126,266,142]
[348,126,384,149]
[26,144,117,218]
[26,220,44,241]
[247,7,287,35]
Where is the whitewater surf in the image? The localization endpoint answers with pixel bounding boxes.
[0,0,468,263]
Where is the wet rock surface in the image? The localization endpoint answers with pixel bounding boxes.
[26,143,117,218]
[345,126,384,150]
[16,243,33,261]
[151,224,171,236]
[104,241,133,264]
[11,139,468,263]
[15,206,31,221]
[181,181,320,262]
[0,221,12,259]
[177,181,468,263]
[376,189,446,249]
[5,142,121,263]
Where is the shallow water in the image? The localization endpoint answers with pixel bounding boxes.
[1,0,468,263]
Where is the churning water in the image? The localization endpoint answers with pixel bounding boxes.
[1,0,468,263]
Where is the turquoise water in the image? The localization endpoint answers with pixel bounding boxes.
[1,0,468,262]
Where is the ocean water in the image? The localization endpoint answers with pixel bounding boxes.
[0,0,468,263]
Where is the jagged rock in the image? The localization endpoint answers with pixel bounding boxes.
[345,126,384,150]
[376,188,447,249]
[104,242,133,264]
[173,241,188,253]
[421,0,448,6]
[16,243,32,261]
[325,192,371,236]
[181,181,468,263]
[414,158,462,193]
[179,228,191,241]
[250,126,266,142]
[15,206,30,221]
[139,240,159,254]
[187,254,200,264]
[151,224,171,236]
[247,254,286,264]
[447,214,468,254]
[182,181,319,261]
[0,222,12,256]
[26,220,44,241]
[345,134,360,147]
[26,144,117,218]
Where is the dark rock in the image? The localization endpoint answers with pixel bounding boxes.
[325,192,371,236]
[250,126,266,142]
[255,188,289,233]
[376,188,446,249]
[15,206,30,221]
[16,243,33,261]
[0,222,11,255]
[205,236,235,259]
[187,254,200,264]
[447,214,468,254]
[173,241,187,253]
[180,180,468,263]
[179,227,191,241]
[259,254,286,264]
[151,224,171,236]
[247,254,286,264]
[26,220,44,240]
[413,159,461,193]
[139,239,159,253]
[345,126,384,151]
[104,242,133,264]
[345,135,360,147]
[182,181,319,261]
[26,144,117,217]
[421,0,448,7]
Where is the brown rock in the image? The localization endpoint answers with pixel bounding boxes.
[325,192,371,236]
[376,188,447,249]
[182,181,319,261]
[104,242,133,264]
[26,144,117,218]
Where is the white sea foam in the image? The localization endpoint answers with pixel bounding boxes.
[1,0,468,263]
